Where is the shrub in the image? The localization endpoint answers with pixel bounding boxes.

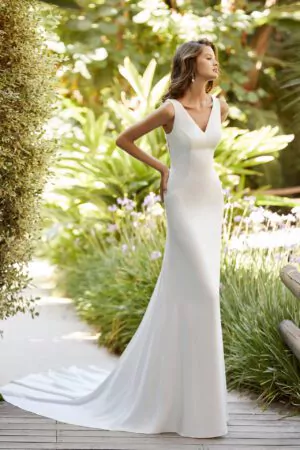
[0,0,59,330]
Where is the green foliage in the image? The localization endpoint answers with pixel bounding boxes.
[42,58,170,222]
[43,56,296,245]
[215,125,297,207]
[41,0,300,185]
[38,0,80,9]
[38,54,298,303]
[221,247,300,408]
[48,0,266,110]
[47,197,166,354]
[0,0,59,328]
[269,10,300,186]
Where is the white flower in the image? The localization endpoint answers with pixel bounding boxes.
[244,195,256,204]
[291,206,300,217]
[222,187,231,196]
[116,197,136,209]
[116,197,129,205]
[263,210,274,219]
[143,192,160,208]
[125,199,136,210]
[228,236,245,250]
[233,215,242,222]
[150,250,162,260]
[289,255,300,263]
[269,212,284,224]
[130,211,143,218]
[285,214,296,223]
[249,210,265,223]
[107,223,118,232]
[148,203,164,216]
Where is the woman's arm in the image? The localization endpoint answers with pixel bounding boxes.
[115,101,174,201]
[115,102,173,173]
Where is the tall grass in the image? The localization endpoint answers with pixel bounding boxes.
[50,194,166,354]
[221,246,300,409]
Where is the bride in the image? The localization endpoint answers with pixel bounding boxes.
[1,37,229,439]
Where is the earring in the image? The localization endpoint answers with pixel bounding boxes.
[191,75,195,82]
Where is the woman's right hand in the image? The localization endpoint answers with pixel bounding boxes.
[160,166,170,203]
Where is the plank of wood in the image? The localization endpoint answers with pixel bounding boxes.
[0,423,56,430]
[0,429,54,435]
[256,185,300,195]
[54,437,300,445]
[57,429,300,444]
[53,415,300,431]
[229,423,300,429]
[0,435,56,442]
[55,424,300,434]
[0,417,55,424]
[54,433,300,443]
[0,397,292,413]
[1,392,300,449]
[228,413,300,421]
[280,264,300,299]
[279,319,300,361]
[1,440,300,449]
[226,403,285,413]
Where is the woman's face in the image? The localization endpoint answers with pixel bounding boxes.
[195,45,219,80]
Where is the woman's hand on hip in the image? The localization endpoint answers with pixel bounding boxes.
[160,166,170,203]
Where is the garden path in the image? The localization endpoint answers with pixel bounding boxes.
[0,259,118,387]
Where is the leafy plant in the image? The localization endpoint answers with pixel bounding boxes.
[215,125,297,207]
[38,0,80,9]
[0,0,59,332]
[42,57,170,217]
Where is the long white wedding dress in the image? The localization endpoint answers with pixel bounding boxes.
[0,94,228,438]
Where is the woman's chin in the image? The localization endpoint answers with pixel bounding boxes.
[207,73,218,81]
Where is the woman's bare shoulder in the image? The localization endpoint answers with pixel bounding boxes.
[115,100,175,143]
[159,99,175,117]
[218,95,229,109]
[217,95,229,122]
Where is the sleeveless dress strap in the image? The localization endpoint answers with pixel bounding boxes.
[163,98,183,135]
[164,96,220,136]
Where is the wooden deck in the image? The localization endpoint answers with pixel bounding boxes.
[0,390,300,449]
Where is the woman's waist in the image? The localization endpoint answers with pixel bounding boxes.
[167,167,221,191]
[169,165,218,180]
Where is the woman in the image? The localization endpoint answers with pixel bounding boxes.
[0,38,230,439]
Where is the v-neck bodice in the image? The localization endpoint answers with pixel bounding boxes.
[164,94,222,151]
[162,94,222,200]
[172,95,215,135]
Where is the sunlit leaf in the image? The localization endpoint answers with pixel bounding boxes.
[38,0,80,9]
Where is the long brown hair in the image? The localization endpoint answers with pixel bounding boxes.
[161,38,220,103]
